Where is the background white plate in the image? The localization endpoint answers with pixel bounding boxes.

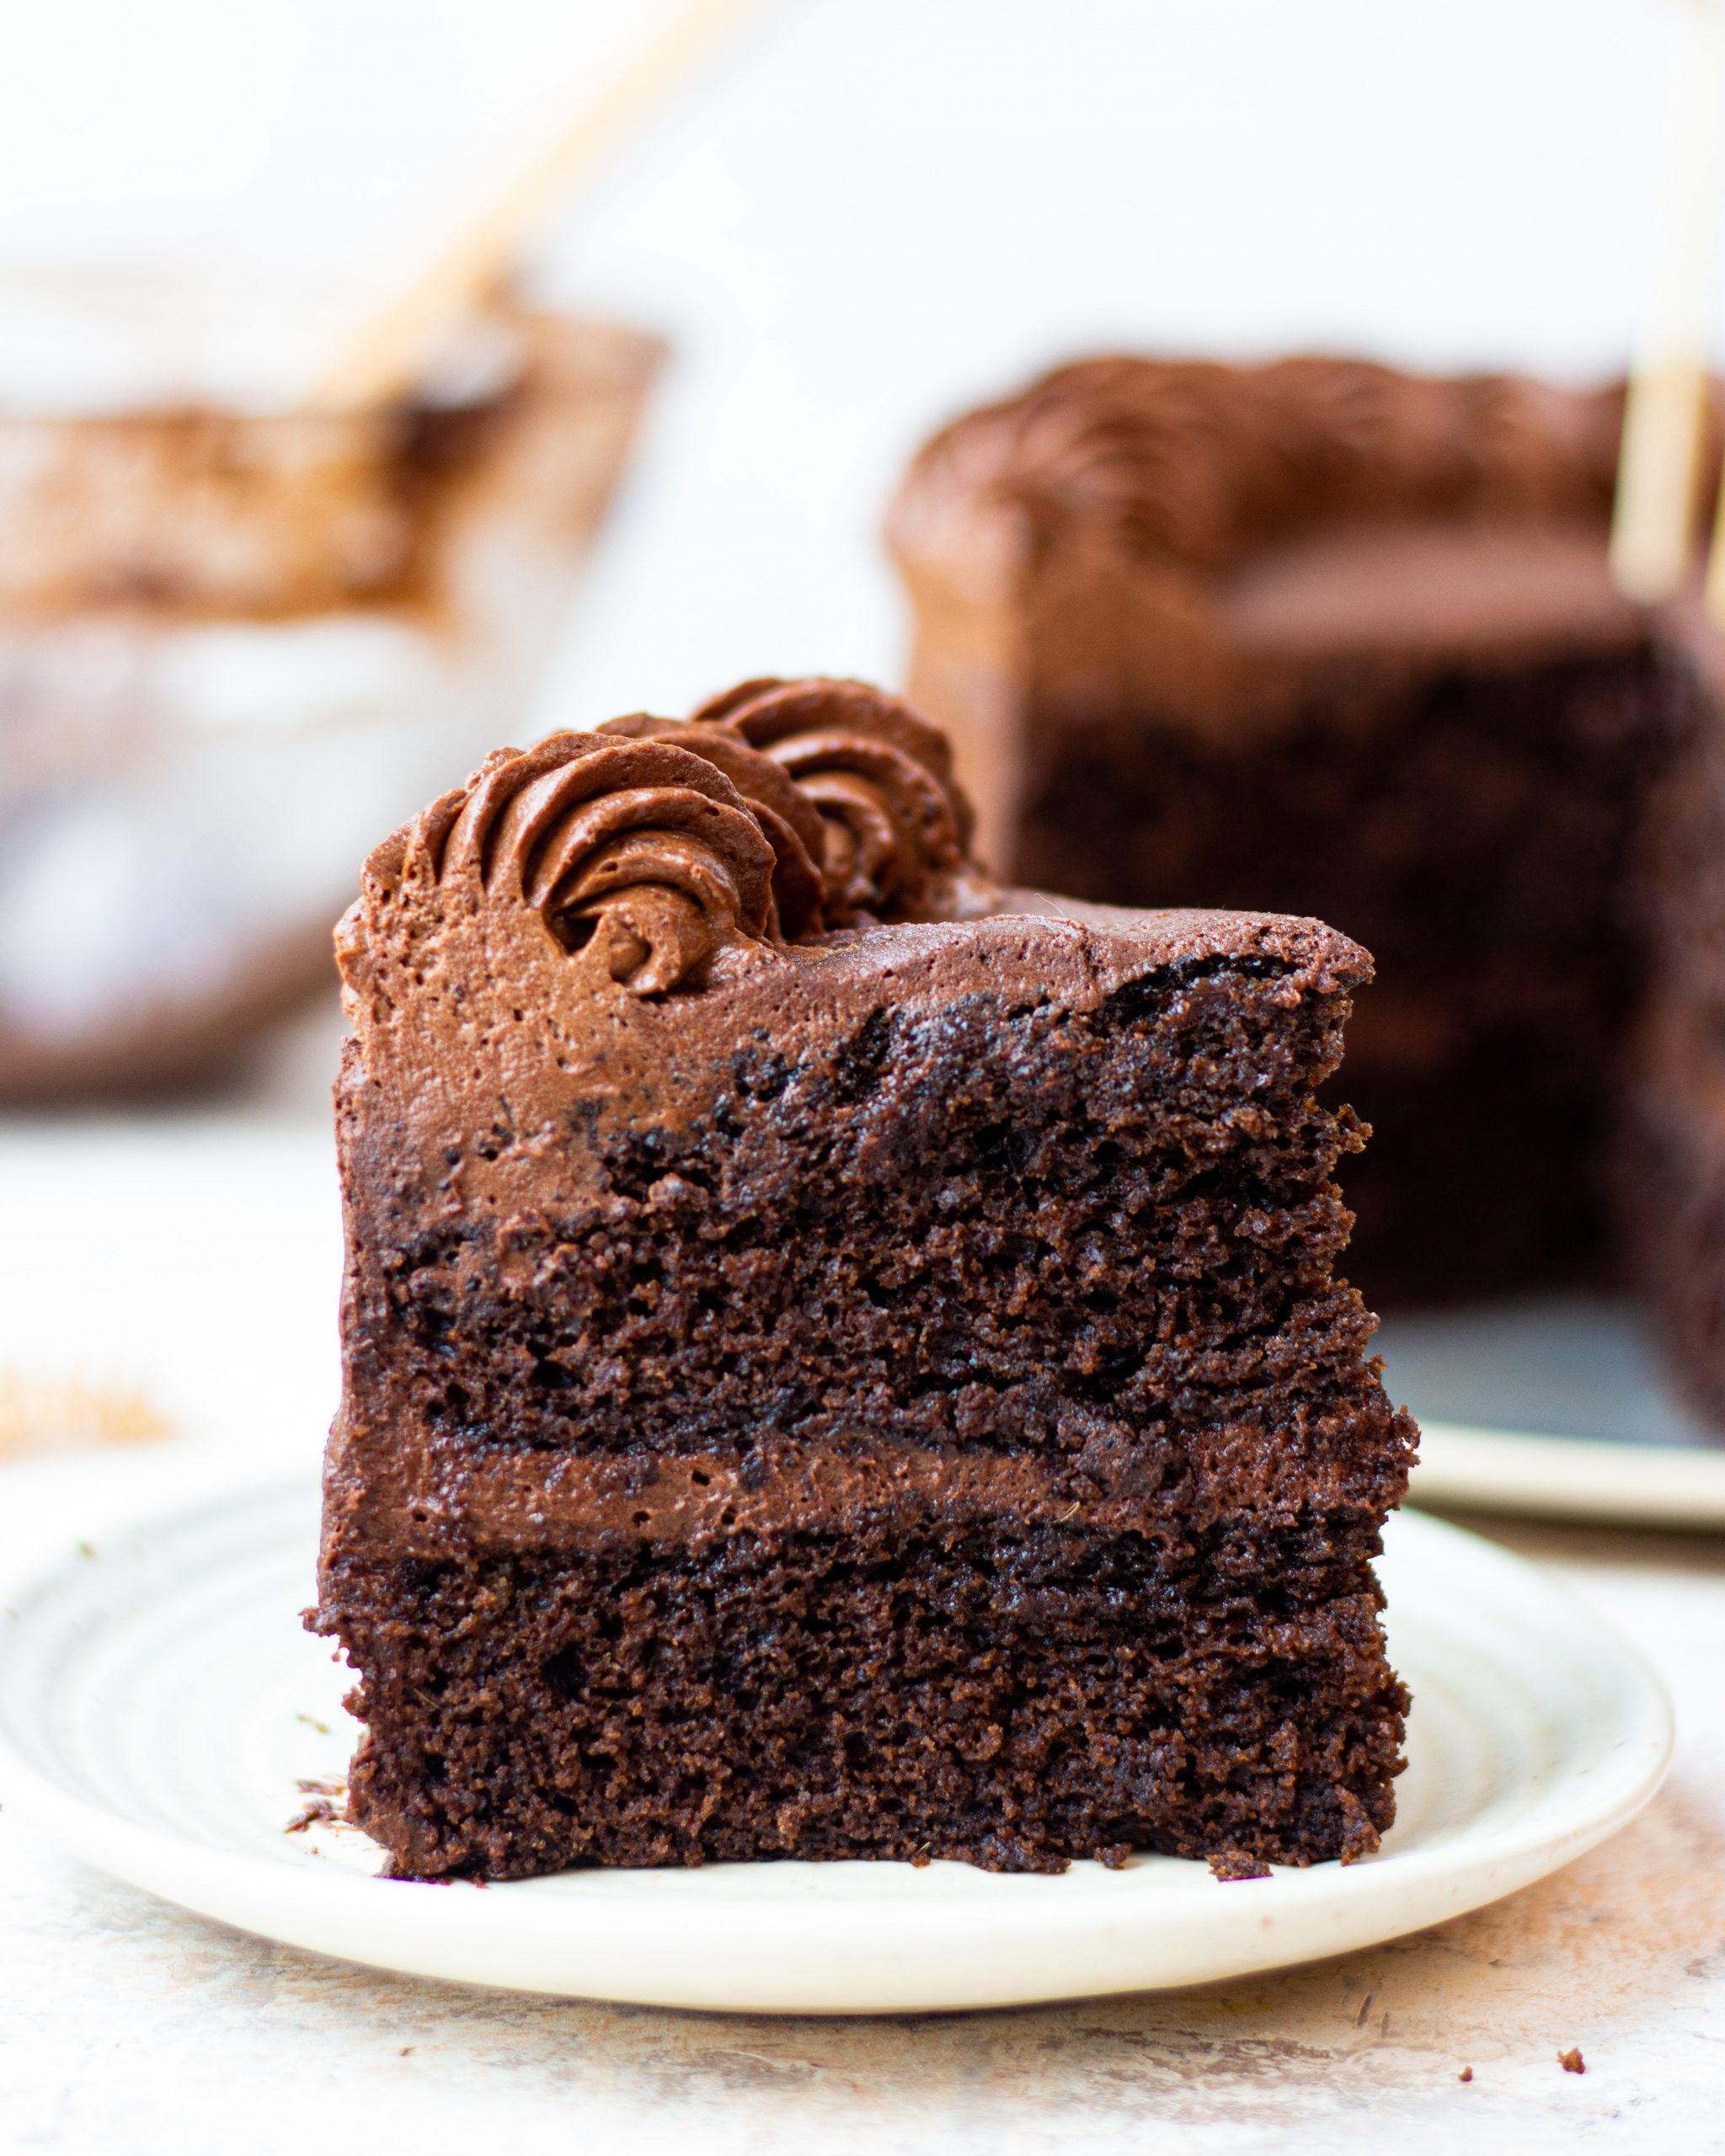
[0,1480,1672,2015]
[1382,1299,1725,1529]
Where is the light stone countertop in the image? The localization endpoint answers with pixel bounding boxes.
[2,1109,1723,2156]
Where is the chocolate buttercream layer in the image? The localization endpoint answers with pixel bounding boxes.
[327,1417,1405,1561]
[889,358,1655,768]
[905,357,1626,573]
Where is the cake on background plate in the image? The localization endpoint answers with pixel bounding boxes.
[889,355,1725,1412]
[313,677,1415,1881]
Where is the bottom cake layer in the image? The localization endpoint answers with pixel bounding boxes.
[314,1514,1407,1881]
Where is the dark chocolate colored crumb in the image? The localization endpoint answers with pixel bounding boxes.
[320,1515,1406,1882]
[285,1774,347,1834]
[286,1796,342,1835]
[1207,1847,1272,1881]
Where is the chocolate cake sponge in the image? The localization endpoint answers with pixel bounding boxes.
[314,677,1413,1880]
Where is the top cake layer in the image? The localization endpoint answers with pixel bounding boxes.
[325,679,1395,1570]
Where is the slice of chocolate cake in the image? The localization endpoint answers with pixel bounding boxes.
[889,357,1693,1309]
[314,676,1414,1881]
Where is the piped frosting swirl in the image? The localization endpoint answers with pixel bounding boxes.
[411,733,782,995]
[596,712,828,941]
[691,675,991,924]
[895,355,1626,574]
[355,679,994,1005]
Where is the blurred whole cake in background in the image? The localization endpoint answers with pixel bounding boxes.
[0,290,660,1098]
[889,355,1725,1418]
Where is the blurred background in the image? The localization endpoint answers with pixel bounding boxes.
[0,0,1691,730]
[10,16,1725,2134]
[0,0,1709,1519]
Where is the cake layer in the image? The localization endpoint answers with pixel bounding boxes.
[1012,652,1667,1005]
[1642,614,1725,1035]
[1339,1051,1616,1304]
[328,914,1402,1548]
[318,1511,1407,1880]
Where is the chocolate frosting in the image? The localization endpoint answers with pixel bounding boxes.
[691,675,998,913]
[410,732,781,997]
[900,356,1624,574]
[596,711,829,939]
[360,678,997,1009]
[333,680,1009,1176]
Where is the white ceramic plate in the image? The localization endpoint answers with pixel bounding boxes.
[1381,1298,1725,1530]
[0,1479,1671,2015]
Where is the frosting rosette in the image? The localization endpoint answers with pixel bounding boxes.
[348,680,1000,1013]
[414,733,780,995]
[691,676,990,925]
[596,712,827,941]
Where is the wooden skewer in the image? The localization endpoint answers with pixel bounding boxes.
[1706,434,1725,622]
[302,0,777,415]
[1615,354,1711,602]
[1610,0,1725,606]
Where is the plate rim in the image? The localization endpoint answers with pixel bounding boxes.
[0,1477,1676,2015]
[1413,1417,1725,1529]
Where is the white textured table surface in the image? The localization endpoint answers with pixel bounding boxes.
[3,1115,1724,2156]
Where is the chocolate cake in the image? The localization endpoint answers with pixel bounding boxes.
[889,356,1725,1358]
[313,675,1414,1881]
